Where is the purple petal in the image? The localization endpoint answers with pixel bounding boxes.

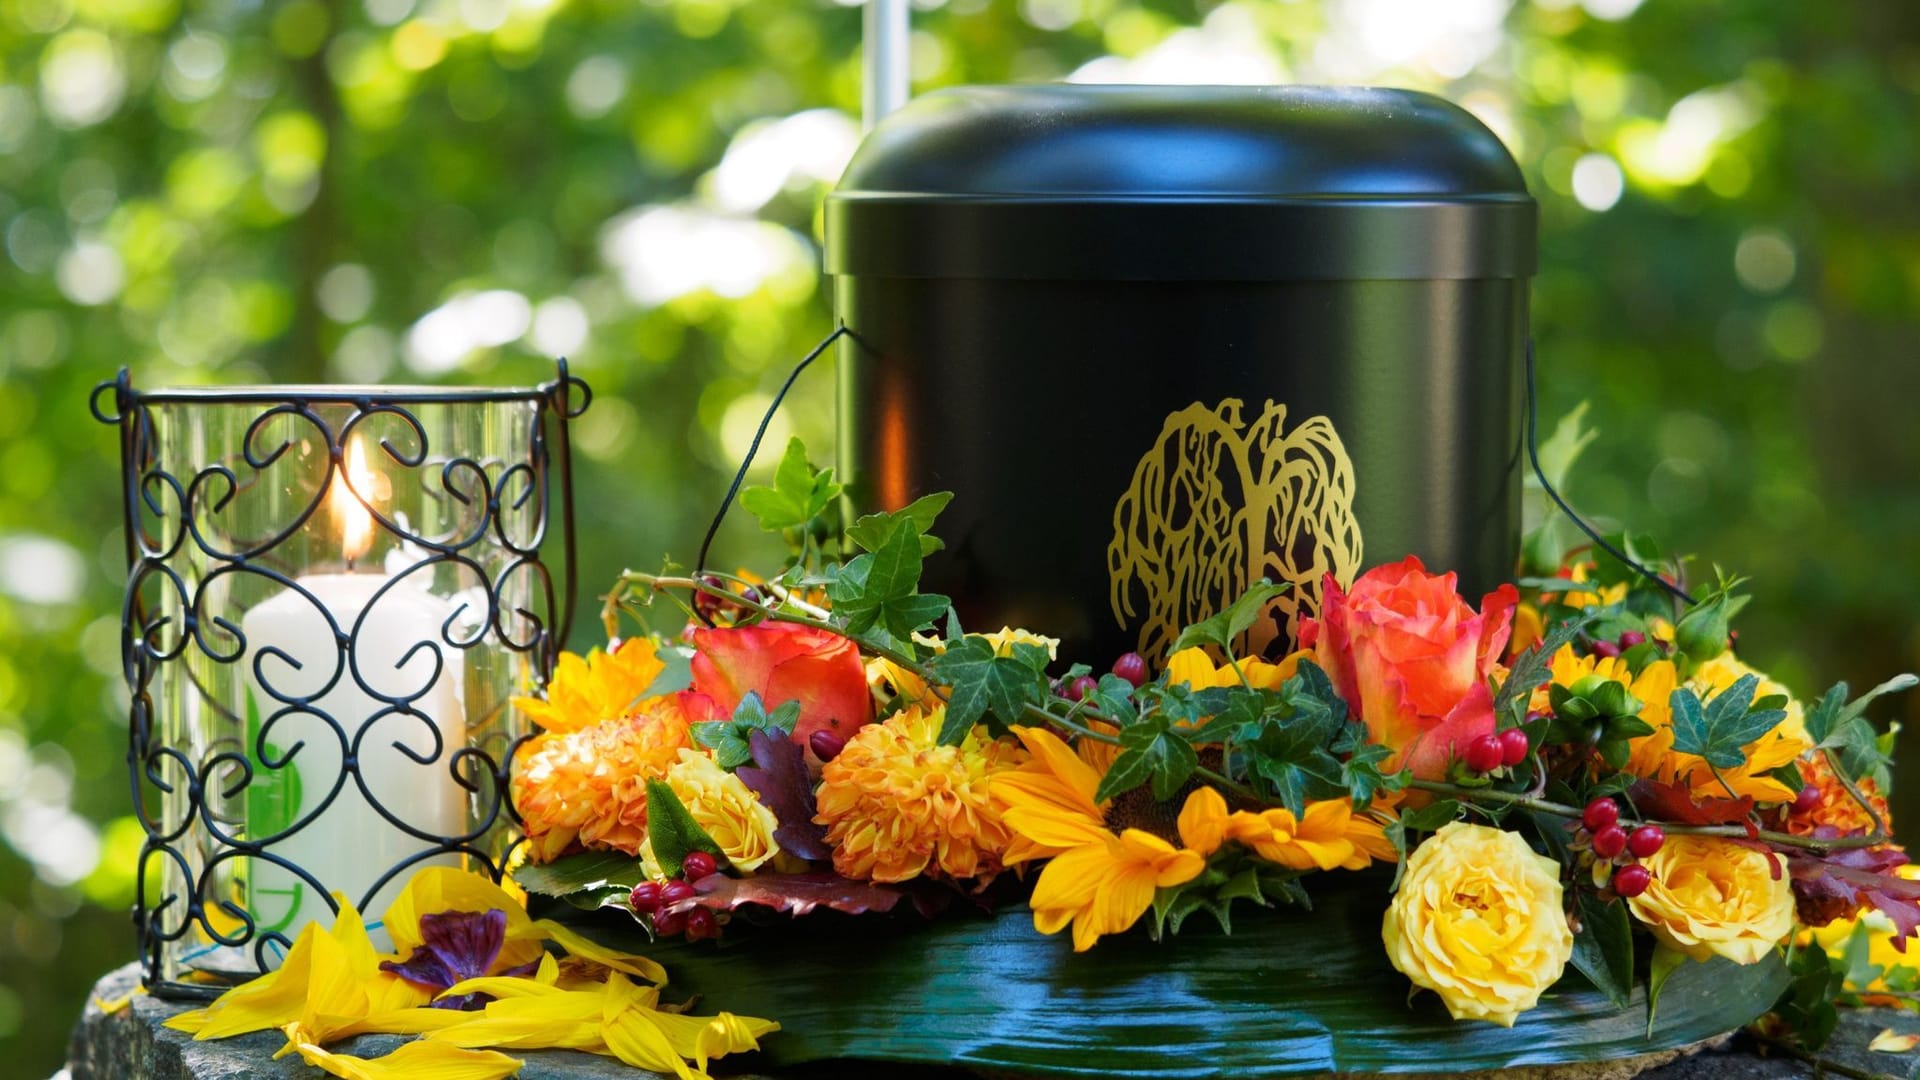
[420,908,507,983]
[380,947,459,991]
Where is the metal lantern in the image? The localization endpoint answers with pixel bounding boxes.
[91,364,589,997]
[830,85,1536,665]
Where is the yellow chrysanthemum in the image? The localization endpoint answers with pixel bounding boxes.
[1530,646,1810,804]
[510,698,693,862]
[814,704,1027,883]
[1543,561,1628,610]
[1165,646,1306,692]
[993,727,1219,951]
[513,638,667,734]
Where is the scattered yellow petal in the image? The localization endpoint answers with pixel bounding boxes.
[286,1030,523,1080]
[533,918,667,984]
[385,867,546,970]
[1869,1028,1920,1054]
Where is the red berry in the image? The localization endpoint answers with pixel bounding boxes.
[652,908,688,937]
[1612,863,1652,898]
[1627,825,1665,859]
[1582,798,1620,832]
[1792,785,1821,815]
[681,851,718,881]
[1499,728,1530,767]
[1591,824,1628,859]
[628,881,662,914]
[1111,653,1149,688]
[808,729,846,763]
[1065,675,1099,702]
[1591,639,1622,659]
[1618,630,1647,649]
[693,573,731,623]
[684,907,718,941]
[1463,733,1504,774]
[659,880,697,907]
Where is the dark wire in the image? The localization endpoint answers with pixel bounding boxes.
[1525,340,1696,607]
[692,324,851,627]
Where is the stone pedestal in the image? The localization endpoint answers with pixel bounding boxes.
[63,963,1917,1079]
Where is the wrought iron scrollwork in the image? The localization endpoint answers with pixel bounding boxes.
[95,363,585,999]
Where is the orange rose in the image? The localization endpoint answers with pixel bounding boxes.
[1300,556,1518,780]
[682,622,874,755]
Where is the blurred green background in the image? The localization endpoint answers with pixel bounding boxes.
[1,0,1916,1073]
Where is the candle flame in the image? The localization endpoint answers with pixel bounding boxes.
[331,439,376,564]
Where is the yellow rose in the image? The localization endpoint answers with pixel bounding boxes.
[644,749,781,875]
[1382,823,1573,1026]
[1627,836,1793,965]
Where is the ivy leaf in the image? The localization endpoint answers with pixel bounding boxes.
[691,691,802,770]
[1169,580,1289,656]
[1570,892,1634,1008]
[738,437,841,533]
[735,728,830,862]
[1094,714,1200,804]
[845,491,953,556]
[646,779,724,877]
[924,636,1046,743]
[1400,799,1463,833]
[826,516,951,642]
[1668,675,1786,770]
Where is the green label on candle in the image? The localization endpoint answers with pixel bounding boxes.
[244,692,306,935]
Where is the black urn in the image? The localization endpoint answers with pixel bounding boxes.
[828,84,1535,665]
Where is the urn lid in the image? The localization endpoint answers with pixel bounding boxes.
[826,84,1535,282]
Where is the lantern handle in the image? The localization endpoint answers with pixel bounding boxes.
[863,0,910,132]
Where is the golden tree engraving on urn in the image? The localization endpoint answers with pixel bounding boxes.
[1107,400,1363,662]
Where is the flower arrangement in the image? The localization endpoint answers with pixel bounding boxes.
[174,436,1918,1074]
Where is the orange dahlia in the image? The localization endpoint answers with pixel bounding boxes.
[511,697,692,862]
[813,704,1027,884]
[1787,751,1892,838]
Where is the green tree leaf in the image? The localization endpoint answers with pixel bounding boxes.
[646,778,725,876]
[739,437,841,533]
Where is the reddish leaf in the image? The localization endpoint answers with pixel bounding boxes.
[1629,779,1754,826]
[665,872,909,917]
[1789,843,1920,948]
[736,728,830,861]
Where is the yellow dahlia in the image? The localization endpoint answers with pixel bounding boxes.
[994,726,1218,951]
[814,704,1027,884]
[511,698,692,862]
[514,638,667,734]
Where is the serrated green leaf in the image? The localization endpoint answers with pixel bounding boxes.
[825,516,950,642]
[1668,676,1785,770]
[691,690,801,769]
[926,636,1046,743]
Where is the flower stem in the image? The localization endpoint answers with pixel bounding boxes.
[1408,779,1887,856]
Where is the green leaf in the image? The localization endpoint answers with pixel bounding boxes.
[1400,799,1463,833]
[1570,893,1634,1008]
[738,437,841,533]
[512,849,645,899]
[1496,612,1596,725]
[691,691,801,769]
[925,636,1046,743]
[1645,945,1689,1037]
[1668,676,1785,770]
[645,778,724,876]
[825,515,951,642]
[624,871,1790,1075]
[845,491,954,555]
[1169,580,1289,656]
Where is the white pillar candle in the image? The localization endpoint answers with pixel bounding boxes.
[233,442,466,961]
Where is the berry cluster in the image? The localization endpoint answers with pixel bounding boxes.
[1579,797,1662,898]
[1463,728,1531,774]
[1058,651,1150,702]
[1587,628,1649,660]
[629,851,724,940]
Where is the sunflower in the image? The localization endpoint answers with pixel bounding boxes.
[513,638,666,734]
[1530,646,1810,803]
[814,704,1027,883]
[1164,647,1305,692]
[510,697,693,862]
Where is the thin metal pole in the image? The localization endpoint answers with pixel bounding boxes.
[862,0,910,132]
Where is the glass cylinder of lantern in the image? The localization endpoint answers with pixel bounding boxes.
[90,366,590,998]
